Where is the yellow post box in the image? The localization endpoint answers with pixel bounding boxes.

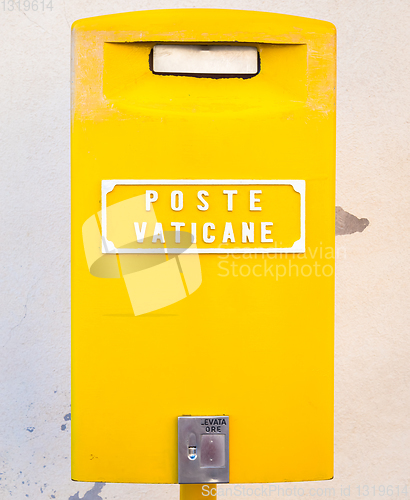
[71,8,336,489]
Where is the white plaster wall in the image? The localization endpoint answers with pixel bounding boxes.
[0,1,409,499]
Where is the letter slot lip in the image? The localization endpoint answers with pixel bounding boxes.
[178,415,229,484]
[152,44,259,78]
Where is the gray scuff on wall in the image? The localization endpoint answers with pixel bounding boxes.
[68,483,106,500]
[335,206,369,236]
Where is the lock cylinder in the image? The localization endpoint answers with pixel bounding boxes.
[187,446,197,461]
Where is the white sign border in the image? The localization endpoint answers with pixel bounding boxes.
[101,179,305,254]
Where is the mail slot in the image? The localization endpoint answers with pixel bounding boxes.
[71,8,336,488]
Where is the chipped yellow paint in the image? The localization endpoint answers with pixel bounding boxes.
[72,9,336,484]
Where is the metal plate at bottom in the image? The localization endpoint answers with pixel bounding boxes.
[178,416,229,484]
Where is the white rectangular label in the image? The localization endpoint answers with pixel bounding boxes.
[101,180,305,255]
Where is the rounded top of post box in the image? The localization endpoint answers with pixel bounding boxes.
[71,9,336,40]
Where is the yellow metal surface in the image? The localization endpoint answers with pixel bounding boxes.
[72,9,336,484]
[180,484,215,500]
